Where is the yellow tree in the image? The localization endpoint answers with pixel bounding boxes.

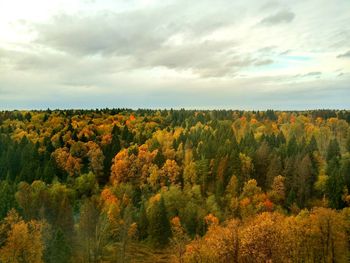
[0,210,45,263]
[86,141,105,180]
[162,159,181,185]
[184,218,239,263]
[239,212,287,262]
[309,207,348,262]
[170,217,190,263]
[110,149,130,185]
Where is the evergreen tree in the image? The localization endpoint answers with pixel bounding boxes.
[137,202,149,240]
[253,142,270,190]
[154,150,165,167]
[341,156,350,191]
[327,138,341,162]
[346,135,350,152]
[0,180,16,219]
[306,135,318,154]
[326,158,345,209]
[287,136,298,157]
[103,125,121,182]
[296,155,313,207]
[148,197,171,247]
[45,228,71,263]
[266,155,282,189]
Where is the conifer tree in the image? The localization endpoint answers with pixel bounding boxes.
[327,138,341,161]
[326,158,345,209]
[148,197,171,247]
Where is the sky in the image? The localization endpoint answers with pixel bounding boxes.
[0,0,349,110]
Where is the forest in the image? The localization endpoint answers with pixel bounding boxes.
[0,108,350,263]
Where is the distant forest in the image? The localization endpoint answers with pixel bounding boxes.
[0,109,350,262]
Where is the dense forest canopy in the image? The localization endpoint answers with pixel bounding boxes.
[0,109,350,262]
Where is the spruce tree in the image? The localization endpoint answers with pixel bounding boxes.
[103,125,121,182]
[45,228,71,263]
[148,197,171,248]
[0,180,16,219]
[327,138,341,162]
[326,158,345,209]
[138,202,149,240]
[154,150,165,167]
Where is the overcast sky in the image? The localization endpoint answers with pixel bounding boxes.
[0,0,349,110]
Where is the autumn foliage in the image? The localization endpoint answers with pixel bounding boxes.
[0,109,350,261]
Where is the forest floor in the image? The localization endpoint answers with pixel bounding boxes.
[104,242,173,263]
[129,243,172,263]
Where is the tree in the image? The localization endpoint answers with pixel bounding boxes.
[77,197,110,262]
[309,207,348,263]
[224,175,239,216]
[306,135,318,154]
[184,218,239,263]
[0,180,16,220]
[0,210,45,263]
[45,228,71,263]
[253,142,270,189]
[148,196,171,248]
[137,202,148,240]
[341,154,350,191]
[154,150,165,167]
[170,217,189,263]
[266,155,282,189]
[103,125,121,181]
[327,138,341,161]
[110,150,130,185]
[326,158,345,209]
[239,212,287,262]
[269,175,285,206]
[239,153,254,191]
[162,159,181,185]
[239,179,271,218]
[295,155,314,207]
[287,136,298,157]
[86,142,105,181]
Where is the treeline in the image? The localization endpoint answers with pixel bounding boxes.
[0,109,350,262]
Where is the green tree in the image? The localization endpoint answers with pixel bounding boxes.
[137,202,148,240]
[326,158,345,209]
[0,180,16,220]
[45,228,71,263]
[148,196,171,248]
[327,138,341,161]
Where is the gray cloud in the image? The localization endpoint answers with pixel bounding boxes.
[0,0,349,109]
[280,50,291,55]
[260,10,295,25]
[304,71,322,76]
[33,1,241,57]
[337,50,350,58]
[29,2,250,77]
[254,59,274,66]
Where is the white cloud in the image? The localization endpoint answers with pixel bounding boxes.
[0,0,349,109]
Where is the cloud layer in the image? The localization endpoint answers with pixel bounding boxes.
[0,0,349,109]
